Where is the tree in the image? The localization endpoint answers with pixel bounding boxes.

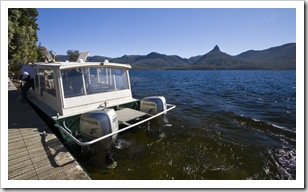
[8,8,39,67]
[67,50,80,62]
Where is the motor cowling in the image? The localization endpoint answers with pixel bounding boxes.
[140,96,167,115]
[140,96,168,135]
[79,108,118,150]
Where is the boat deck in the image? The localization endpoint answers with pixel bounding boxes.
[116,108,147,123]
[7,78,90,180]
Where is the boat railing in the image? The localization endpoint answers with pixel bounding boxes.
[54,104,176,147]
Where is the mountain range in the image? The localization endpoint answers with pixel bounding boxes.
[56,43,296,70]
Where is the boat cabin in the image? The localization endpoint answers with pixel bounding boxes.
[29,60,137,119]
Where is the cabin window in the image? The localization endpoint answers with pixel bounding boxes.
[38,68,45,93]
[44,69,56,96]
[61,68,85,98]
[37,68,56,97]
[114,68,129,90]
[84,67,129,95]
[61,67,129,98]
[34,72,39,92]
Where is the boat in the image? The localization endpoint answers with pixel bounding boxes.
[27,47,175,167]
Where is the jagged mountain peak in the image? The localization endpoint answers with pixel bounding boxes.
[210,45,220,52]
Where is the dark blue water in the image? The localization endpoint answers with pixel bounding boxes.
[82,70,296,180]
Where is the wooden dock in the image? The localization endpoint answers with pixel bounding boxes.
[7,78,90,180]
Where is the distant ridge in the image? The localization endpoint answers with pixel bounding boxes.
[55,43,296,70]
[236,43,296,69]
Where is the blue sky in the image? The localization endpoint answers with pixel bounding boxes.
[37,8,295,58]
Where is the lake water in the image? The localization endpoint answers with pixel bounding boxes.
[74,70,296,180]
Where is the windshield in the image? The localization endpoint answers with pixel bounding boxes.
[61,67,129,98]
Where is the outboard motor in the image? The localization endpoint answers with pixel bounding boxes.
[79,108,118,168]
[140,96,167,115]
[140,96,167,135]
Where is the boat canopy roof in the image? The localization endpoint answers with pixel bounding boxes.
[33,60,131,70]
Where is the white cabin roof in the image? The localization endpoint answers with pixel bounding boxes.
[33,60,132,70]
